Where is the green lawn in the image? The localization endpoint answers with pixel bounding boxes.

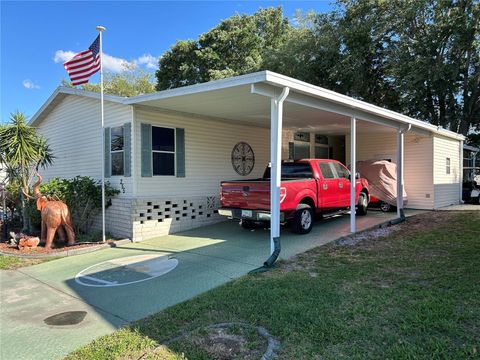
[0,255,55,270]
[67,211,480,360]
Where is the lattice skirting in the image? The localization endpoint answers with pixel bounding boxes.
[92,195,224,241]
[132,195,223,241]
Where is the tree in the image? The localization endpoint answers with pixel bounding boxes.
[154,2,479,136]
[0,111,54,230]
[388,0,480,135]
[156,7,291,90]
[62,68,156,97]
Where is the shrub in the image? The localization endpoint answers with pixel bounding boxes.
[28,176,119,234]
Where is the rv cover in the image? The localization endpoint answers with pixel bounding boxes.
[356,160,407,206]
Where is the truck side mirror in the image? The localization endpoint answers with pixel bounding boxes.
[349,172,361,180]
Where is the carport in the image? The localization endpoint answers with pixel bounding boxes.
[125,71,462,265]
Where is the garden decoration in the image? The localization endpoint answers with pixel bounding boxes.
[33,173,76,249]
[9,231,40,250]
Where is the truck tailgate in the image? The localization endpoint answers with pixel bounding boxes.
[220,181,270,210]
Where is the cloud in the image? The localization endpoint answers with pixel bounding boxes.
[54,50,158,72]
[22,79,40,89]
[134,54,158,69]
[53,50,76,63]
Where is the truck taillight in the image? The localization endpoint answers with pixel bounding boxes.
[280,187,287,203]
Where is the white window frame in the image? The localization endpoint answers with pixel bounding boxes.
[151,125,176,177]
[110,125,124,177]
[446,157,451,175]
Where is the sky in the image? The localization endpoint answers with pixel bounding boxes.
[0,1,333,123]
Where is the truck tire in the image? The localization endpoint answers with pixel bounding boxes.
[356,192,368,216]
[292,204,314,234]
[379,201,392,212]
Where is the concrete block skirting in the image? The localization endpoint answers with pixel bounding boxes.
[92,195,224,241]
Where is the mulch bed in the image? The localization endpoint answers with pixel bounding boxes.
[0,239,115,257]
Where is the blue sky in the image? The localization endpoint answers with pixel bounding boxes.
[0,1,333,123]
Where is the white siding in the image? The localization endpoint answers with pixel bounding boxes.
[36,95,133,196]
[134,108,270,197]
[433,135,461,208]
[346,131,435,209]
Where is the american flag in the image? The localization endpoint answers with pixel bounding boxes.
[64,35,101,86]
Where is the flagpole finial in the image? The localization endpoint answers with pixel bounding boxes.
[96,25,106,32]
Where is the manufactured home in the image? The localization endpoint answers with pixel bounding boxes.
[30,71,464,241]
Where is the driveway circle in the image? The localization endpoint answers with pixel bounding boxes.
[75,254,178,287]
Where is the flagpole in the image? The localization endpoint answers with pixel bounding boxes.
[96,25,106,243]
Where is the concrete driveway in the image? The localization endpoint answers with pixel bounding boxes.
[0,210,408,360]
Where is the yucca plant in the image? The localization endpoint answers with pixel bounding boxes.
[0,111,54,231]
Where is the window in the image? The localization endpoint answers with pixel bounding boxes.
[152,126,175,176]
[332,162,350,179]
[111,126,124,176]
[319,162,335,179]
[446,158,451,174]
[263,163,313,179]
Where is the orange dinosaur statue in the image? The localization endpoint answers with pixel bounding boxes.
[33,174,75,249]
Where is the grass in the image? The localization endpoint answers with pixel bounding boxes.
[66,211,480,360]
[0,255,52,270]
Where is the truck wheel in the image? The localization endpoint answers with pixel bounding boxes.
[356,192,368,216]
[292,204,314,234]
[379,201,391,212]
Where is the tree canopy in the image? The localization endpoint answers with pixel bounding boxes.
[155,1,480,139]
[156,7,291,90]
[62,68,156,97]
[0,111,54,197]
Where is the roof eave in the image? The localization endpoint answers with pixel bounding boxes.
[263,72,465,141]
[29,86,126,127]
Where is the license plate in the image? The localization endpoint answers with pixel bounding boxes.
[241,210,252,218]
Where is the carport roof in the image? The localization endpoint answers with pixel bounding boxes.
[30,70,464,141]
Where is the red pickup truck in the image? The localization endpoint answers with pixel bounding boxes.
[219,159,370,234]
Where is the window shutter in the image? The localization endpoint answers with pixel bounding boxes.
[123,122,131,177]
[141,123,152,177]
[104,127,111,178]
[176,128,185,178]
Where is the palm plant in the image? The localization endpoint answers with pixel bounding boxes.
[0,111,54,230]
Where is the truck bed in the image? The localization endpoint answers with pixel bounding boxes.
[220,177,314,210]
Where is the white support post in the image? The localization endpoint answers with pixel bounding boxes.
[459,140,464,204]
[270,87,289,255]
[350,116,356,233]
[396,129,404,218]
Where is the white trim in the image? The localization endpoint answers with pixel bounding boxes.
[131,106,137,196]
[263,71,464,141]
[29,86,125,126]
[124,71,268,105]
[31,71,465,142]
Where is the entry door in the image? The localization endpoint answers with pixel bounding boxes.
[318,162,340,210]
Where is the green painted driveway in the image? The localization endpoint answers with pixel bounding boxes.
[1,210,407,360]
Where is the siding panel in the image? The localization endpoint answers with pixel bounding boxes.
[36,95,133,196]
[134,108,270,197]
[346,131,434,209]
[433,136,461,208]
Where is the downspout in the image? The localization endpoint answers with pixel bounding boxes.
[251,86,289,273]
